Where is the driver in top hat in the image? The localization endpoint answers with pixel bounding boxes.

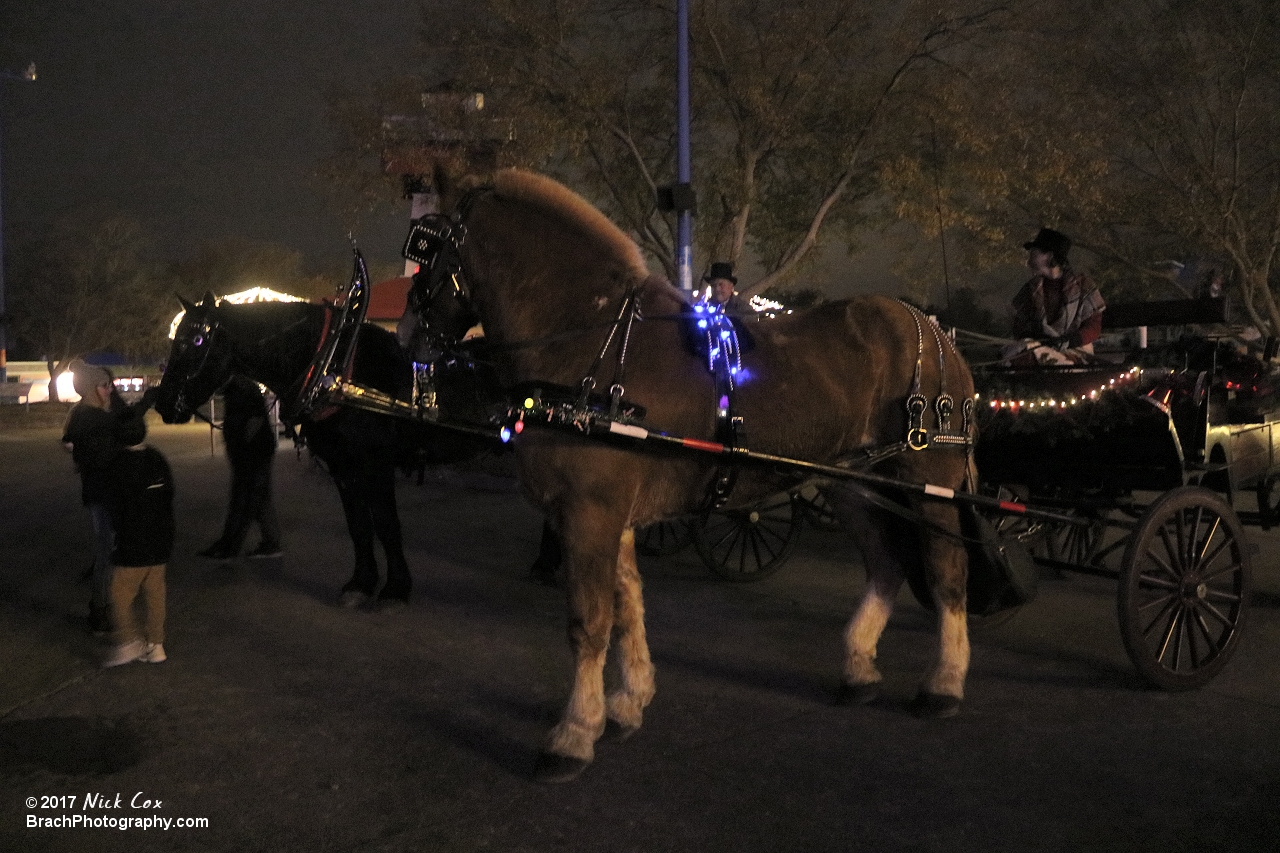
[704,261,746,313]
[1009,228,1106,364]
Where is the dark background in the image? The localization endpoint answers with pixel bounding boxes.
[0,0,441,273]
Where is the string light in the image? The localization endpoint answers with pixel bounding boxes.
[979,366,1144,411]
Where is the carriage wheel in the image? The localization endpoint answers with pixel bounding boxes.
[1044,511,1106,565]
[1118,486,1250,691]
[792,484,842,531]
[695,493,803,582]
[636,519,696,557]
[1255,473,1280,530]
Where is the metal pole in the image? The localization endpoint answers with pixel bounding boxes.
[675,0,693,294]
[0,81,8,385]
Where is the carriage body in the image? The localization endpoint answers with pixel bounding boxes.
[966,306,1280,691]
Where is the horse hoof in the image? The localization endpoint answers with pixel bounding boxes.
[910,691,962,719]
[532,752,590,784]
[604,719,640,741]
[339,591,369,609]
[836,682,881,706]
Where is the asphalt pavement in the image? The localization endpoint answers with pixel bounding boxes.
[1,416,1279,852]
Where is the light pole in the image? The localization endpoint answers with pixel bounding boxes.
[675,0,692,294]
[0,62,37,386]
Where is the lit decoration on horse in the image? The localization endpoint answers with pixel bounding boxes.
[691,300,743,386]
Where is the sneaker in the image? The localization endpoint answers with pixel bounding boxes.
[102,640,145,668]
[140,642,166,664]
[246,543,283,559]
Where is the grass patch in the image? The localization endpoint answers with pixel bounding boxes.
[0,401,76,433]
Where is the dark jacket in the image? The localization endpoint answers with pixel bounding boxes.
[62,394,152,505]
[106,445,176,567]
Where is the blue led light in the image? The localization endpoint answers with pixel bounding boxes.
[499,426,512,443]
[698,319,708,329]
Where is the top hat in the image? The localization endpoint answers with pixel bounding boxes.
[703,261,737,284]
[1023,228,1071,265]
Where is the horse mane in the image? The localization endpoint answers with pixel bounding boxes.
[492,169,648,280]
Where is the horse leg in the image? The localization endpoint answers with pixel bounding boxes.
[535,503,624,783]
[364,464,411,604]
[911,499,969,718]
[605,528,655,738]
[333,476,380,607]
[828,490,909,705]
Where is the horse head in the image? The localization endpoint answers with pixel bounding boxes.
[430,168,652,360]
[155,291,236,424]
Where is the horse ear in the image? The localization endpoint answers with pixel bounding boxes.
[200,291,217,307]
[177,294,196,313]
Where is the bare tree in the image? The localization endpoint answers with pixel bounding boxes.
[326,0,1012,294]
[886,0,1280,328]
[7,213,172,401]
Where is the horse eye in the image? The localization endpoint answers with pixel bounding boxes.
[193,334,204,346]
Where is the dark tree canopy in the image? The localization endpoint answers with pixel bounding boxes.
[323,0,1280,333]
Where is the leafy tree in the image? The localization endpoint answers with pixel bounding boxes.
[7,212,172,401]
[886,0,1280,332]
[326,0,1013,295]
[170,236,339,304]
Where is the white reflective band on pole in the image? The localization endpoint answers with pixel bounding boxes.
[923,484,955,499]
[609,422,649,440]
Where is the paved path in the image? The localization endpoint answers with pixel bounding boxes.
[2,419,1279,852]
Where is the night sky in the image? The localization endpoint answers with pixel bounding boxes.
[1,1,926,303]
[0,0,443,275]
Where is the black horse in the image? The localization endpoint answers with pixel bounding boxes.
[155,292,487,606]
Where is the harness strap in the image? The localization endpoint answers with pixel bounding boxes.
[280,304,335,423]
[895,300,974,453]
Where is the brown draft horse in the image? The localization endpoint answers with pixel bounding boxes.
[432,168,976,782]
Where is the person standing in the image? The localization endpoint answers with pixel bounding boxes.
[101,418,175,667]
[198,376,282,560]
[1010,228,1106,360]
[61,361,143,634]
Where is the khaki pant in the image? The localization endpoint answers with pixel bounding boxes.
[110,564,166,646]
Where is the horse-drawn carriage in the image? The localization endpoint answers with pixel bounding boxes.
[152,168,1269,781]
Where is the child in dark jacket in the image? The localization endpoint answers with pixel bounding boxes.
[62,361,152,634]
[101,419,176,668]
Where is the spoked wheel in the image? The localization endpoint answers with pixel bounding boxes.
[636,518,696,557]
[792,484,842,531]
[1118,486,1251,691]
[695,492,803,582]
[1044,511,1106,565]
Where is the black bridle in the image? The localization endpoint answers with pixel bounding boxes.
[402,203,480,355]
[166,308,232,420]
